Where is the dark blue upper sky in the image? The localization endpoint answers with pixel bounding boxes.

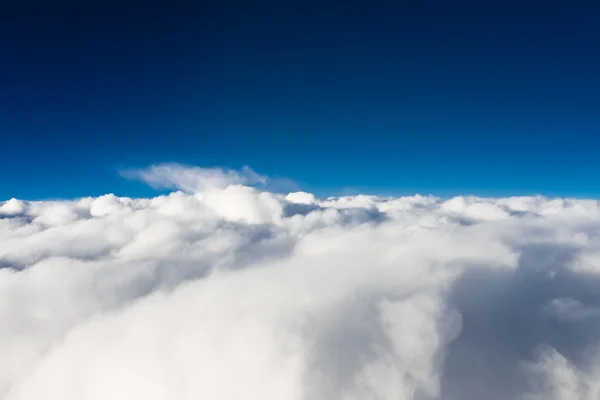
[1,0,599,199]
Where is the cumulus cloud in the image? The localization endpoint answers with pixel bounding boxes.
[2,163,600,399]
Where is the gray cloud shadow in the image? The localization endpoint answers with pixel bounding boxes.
[440,243,600,400]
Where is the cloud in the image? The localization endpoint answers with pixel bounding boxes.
[2,163,600,399]
[121,163,267,192]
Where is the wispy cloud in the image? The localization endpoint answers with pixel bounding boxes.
[121,163,267,192]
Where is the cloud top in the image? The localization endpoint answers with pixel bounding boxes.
[2,164,600,400]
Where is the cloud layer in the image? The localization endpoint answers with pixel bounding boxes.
[2,164,600,399]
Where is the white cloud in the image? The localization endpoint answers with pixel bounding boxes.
[2,163,600,399]
[122,163,267,192]
[0,199,24,216]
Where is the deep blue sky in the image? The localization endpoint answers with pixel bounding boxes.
[1,1,599,199]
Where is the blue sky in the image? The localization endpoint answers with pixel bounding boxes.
[1,1,599,200]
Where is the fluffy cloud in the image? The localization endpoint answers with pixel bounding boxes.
[2,164,600,399]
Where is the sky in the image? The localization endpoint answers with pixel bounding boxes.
[1,0,599,199]
[5,4,600,398]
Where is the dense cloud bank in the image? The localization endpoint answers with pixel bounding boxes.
[2,165,600,399]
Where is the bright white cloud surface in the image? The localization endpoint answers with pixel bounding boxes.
[2,164,600,400]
